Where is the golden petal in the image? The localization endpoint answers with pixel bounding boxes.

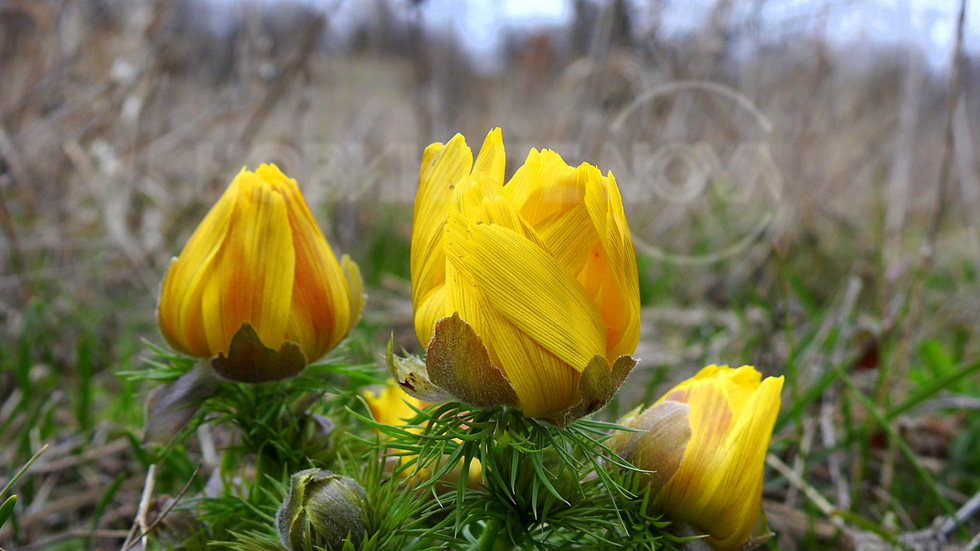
[411,134,472,315]
[698,376,783,550]
[200,171,295,355]
[460,222,606,373]
[582,169,641,361]
[157,171,241,357]
[278,171,352,360]
[471,128,506,184]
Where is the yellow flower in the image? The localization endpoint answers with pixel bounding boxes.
[609,365,783,551]
[158,164,364,383]
[362,380,482,487]
[391,128,640,427]
[362,379,427,431]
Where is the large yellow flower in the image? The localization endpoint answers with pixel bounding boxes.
[609,365,783,551]
[158,164,364,383]
[393,128,640,426]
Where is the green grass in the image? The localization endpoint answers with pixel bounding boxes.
[2,215,978,550]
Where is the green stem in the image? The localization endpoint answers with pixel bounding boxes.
[476,518,512,551]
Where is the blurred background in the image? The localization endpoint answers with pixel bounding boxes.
[2,0,980,548]
[1,0,978,359]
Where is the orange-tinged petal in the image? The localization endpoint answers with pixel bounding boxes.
[583,170,640,361]
[700,376,782,550]
[157,164,361,379]
[341,255,365,336]
[200,170,296,356]
[278,172,353,360]
[657,378,735,519]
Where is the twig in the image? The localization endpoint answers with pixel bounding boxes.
[121,464,200,551]
[767,453,845,529]
[120,463,156,551]
[820,393,850,511]
[964,530,980,551]
[878,0,969,510]
[923,0,968,250]
[938,489,980,537]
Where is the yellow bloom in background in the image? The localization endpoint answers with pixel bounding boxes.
[158,164,364,383]
[391,128,640,427]
[362,379,427,431]
[362,380,482,487]
[609,365,783,551]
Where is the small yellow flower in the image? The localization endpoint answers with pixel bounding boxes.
[610,365,783,551]
[393,128,640,426]
[362,379,427,431]
[362,380,482,487]
[158,164,364,382]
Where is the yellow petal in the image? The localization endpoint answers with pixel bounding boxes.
[460,221,606,373]
[276,169,353,360]
[653,369,784,551]
[656,378,734,518]
[341,254,364,335]
[414,285,447,348]
[158,173,240,357]
[200,169,296,355]
[472,128,505,184]
[503,149,585,228]
[411,134,472,333]
[442,210,580,417]
[700,376,783,550]
[537,203,597,277]
[582,169,641,361]
[363,379,427,429]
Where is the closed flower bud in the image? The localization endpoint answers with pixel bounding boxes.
[392,129,640,427]
[158,164,364,383]
[276,469,367,551]
[610,365,783,551]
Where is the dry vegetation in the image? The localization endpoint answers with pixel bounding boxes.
[1,0,980,549]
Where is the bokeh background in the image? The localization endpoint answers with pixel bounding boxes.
[2,0,980,549]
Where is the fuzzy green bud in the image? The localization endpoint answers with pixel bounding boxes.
[276,469,367,551]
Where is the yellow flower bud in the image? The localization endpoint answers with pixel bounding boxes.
[610,365,784,551]
[395,129,640,427]
[157,164,364,383]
